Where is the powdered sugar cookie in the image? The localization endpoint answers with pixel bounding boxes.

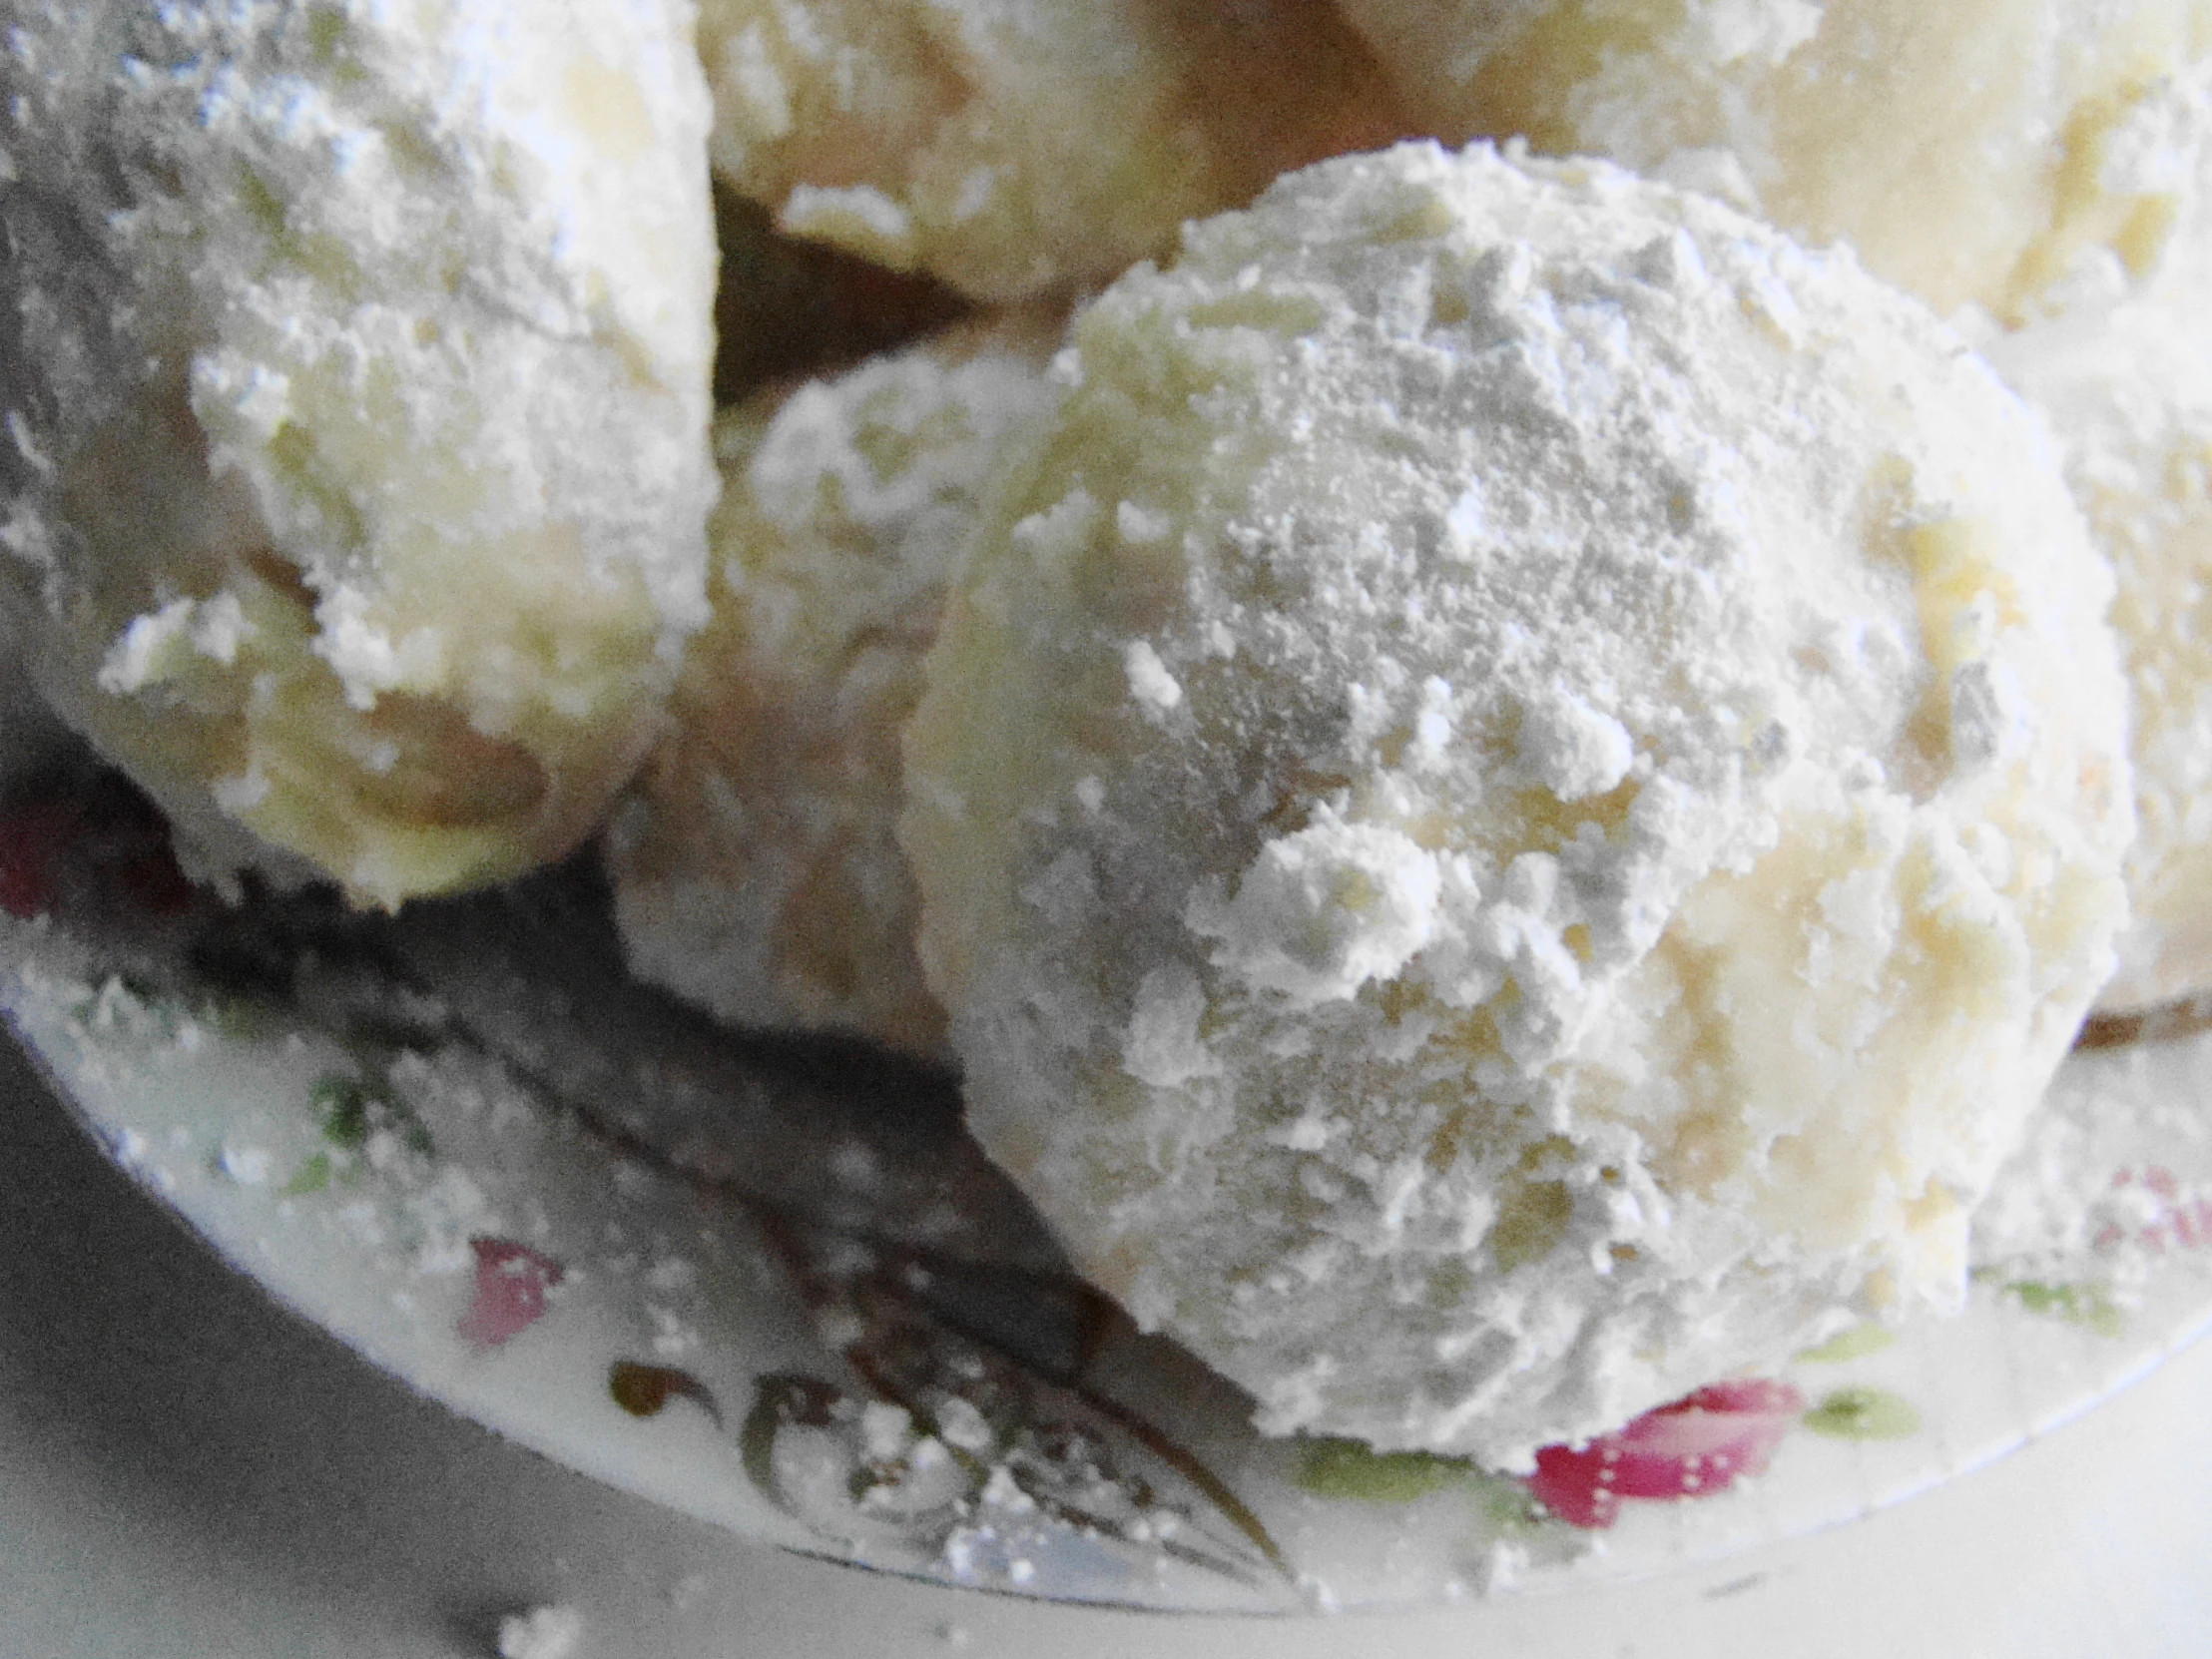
[899,144,2133,1466]
[0,0,717,905]
[1338,0,2212,321]
[1989,206,2212,1011]
[698,0,1407,300]
[608,316,1060,1055]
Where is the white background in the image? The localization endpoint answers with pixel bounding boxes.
[4,1027,2209,1659]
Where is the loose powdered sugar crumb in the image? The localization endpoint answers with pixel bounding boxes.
[494,1605,584,1659]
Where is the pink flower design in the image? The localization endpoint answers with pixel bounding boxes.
[458,1237,565,1348]
[1525,1378,1805,1529]
[2098,1166,2212,1256]
[0,785,195,921]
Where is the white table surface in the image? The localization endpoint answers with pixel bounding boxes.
[5,1025,2210,1659]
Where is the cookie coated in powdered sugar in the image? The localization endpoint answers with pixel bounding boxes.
[0,0,718,905]
[899,142,2134,1467]
[1336,0,2212,322]
[695,0,1408,300]
[607,314,1062,1058]
[1982,144,2212,1011]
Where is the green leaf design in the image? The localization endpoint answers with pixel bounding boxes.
[1291,1435,1548,1538]
[1294,1436,1475,1503]
[279,1152,331,1196]
[312,1072,375,1147]
[2002,1280,2126,1339]
[309,1070,432,1157]
[1803,1386,1921,1441]
[1795,1324,1898,1364]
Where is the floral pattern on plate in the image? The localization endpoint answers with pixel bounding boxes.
[4,765,2212,1610]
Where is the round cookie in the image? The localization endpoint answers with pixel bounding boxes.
[696,0,1408,301]
[1987,222,2212,1012]
[608,317,1060,1056]
[0,0,717,905]
[1336,0,2212,322]
[899,143,2134,1466]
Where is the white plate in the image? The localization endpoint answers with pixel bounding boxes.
[5,763,2212,1612]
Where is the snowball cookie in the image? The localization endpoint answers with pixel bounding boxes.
[1335,0,2212,323]
[1986,229,2212,1011]
[0,0,718,906]
[899,143,2135,1465]
[608,316,1061,1056]
[696,0,1408,301]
